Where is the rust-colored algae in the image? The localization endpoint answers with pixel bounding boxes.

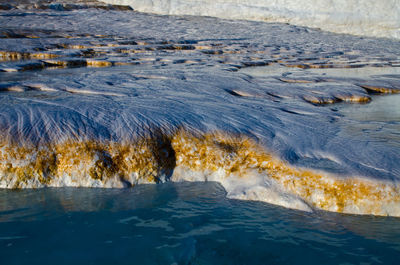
[0,51,59,61]
[360,84,400,94]
[0,130,399,216]
[86,60,113,67]
[333,93,371,103]
[170,130,400,216]
[303,95,342,105]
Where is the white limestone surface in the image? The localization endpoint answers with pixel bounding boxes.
[101,0,400,39]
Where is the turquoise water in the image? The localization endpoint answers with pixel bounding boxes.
[1,182,399,265]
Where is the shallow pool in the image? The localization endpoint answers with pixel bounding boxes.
[1,182,399,265]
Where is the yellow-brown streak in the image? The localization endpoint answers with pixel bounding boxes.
[360,85,400,94]
[302,95,341,105]
[333,93,371,103]
[86,60,113,67]
[170,130,400,216]
[30,53,59,59]
[0,51,59,61]
[1,130,399,216]
[0,51,24,61]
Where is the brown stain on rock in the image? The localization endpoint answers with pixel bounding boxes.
[360,85,400,94]
[0,130,399,216]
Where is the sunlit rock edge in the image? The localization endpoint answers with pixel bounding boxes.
[1,129,399,217]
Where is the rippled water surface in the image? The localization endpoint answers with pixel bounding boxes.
[1,182,400,265]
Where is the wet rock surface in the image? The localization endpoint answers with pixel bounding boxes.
[1,2,400,216]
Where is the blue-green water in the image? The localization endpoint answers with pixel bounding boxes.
[1,182,400,265]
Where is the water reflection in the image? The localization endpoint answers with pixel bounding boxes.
[0,182,399,264]
[340,94,400,122]
[240,64,400,79]
[337,94,400,149]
